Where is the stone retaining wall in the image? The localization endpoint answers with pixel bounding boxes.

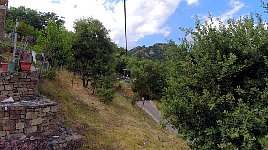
[0,71,39,102]
[0,70,83,148]
[0,97,58,140]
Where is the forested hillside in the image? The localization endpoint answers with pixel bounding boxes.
[128,43,168,60]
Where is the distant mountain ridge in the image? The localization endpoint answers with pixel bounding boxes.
[128,43,168,60]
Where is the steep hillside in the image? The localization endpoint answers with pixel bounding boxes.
[129,43,168,60]
[39,70,188,150]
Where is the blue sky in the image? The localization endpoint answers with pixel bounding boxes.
[9,0,266,49]
[137,0,265,47]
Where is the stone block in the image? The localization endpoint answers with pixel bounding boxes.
[38,112,46,117]
[22,79,31,82]
[0,111,4,117]
[37,124,44,132]
[16,122,25,130]
[42,120,50,127]
[0,117,8,124]
[51,106,58,112]
[43,107,50,113]
[28,89,34,94]
[9,132,24,139]
[10,129,23,134]
[25,125,37,134]
[0,131,6,137]
[4,112,9,117]
[0,96,5,101]
[1,91,10,96]
[4,84,12,90]
[30,117,43,126]
[13,83,19,88]
[2,119,15,131]
[35,108,42,112]
[18,87,27,92]
[26,112,37,119]
[10,110,23,119]
[3,80,9,85]
[20,114,25,119]
[13,97,20,101]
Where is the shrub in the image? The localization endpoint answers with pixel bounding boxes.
[96,88,115,103]
[128,58,166,100]
[164,15,268,149]
[95,75,116,103]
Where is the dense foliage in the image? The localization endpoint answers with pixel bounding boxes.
[163,15,268,149]
[34,21,73,68]
[72,18,116,102]
[128,58,166,100]
[6,6,64,31]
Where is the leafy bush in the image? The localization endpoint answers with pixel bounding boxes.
[0,41,12,54]
[40,68,57,80]
[96,87,115,103]
[128,58,166,100]
[95,75,116,103]
[164,15,268,149]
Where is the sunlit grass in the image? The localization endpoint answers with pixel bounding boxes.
[39,70,188,149]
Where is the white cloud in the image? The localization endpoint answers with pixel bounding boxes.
[204,0,245,27]
[185,0,244,43]
[9,0,199,48]
[186,0,199,5]
[218,0,245,21]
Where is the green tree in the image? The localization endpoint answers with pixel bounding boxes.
[114,45,127,74]
[72,18,116,102]
[34,21,73,68]
[17,21,38,38]
[128,58,166,100]
[262,0,268,12]
[164,15,268,149]
[7,6,64,31]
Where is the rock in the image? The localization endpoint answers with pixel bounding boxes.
[20,135,26,140]
[1,97,14,103]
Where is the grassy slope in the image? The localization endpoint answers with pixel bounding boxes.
[39,70,188,150]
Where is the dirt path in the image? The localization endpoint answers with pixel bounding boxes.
[136,100,178,134]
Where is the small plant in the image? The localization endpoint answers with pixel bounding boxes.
[96,88,115,103]
[2,52,13,62]
[130,93,140,106]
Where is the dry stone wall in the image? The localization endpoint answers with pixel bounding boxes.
[0,70,83,148]
[0,71,39,102]
[0,97,58,140]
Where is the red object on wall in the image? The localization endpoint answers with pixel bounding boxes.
[1,62,8,72]
[20,61,31,72]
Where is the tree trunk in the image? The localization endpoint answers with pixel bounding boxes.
[85,80,89,88]
[92,87,95,95]
[82,79,87,88]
